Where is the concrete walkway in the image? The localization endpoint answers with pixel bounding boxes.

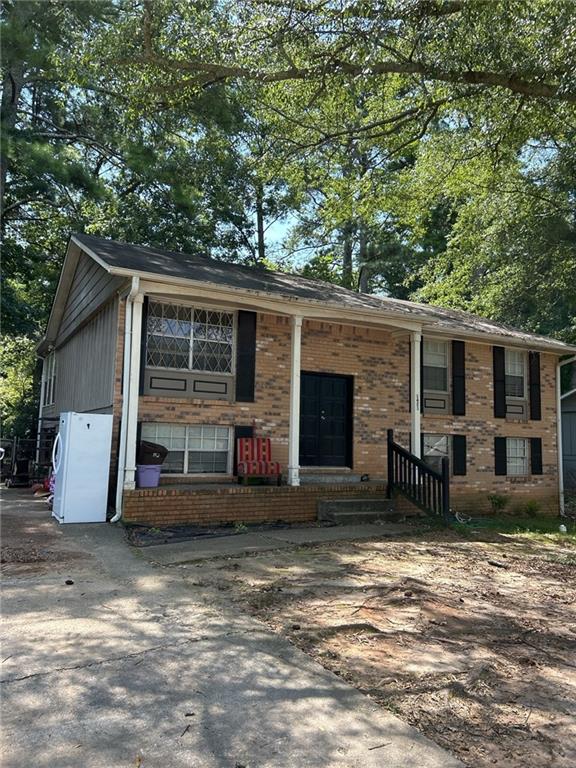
[0,489,461,768]
[141,522,415,565]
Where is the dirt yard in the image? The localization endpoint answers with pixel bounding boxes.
[189,526,576,768]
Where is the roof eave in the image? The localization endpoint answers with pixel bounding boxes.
[107,265,576,354]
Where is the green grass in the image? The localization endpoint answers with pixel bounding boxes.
[449,513,576,544]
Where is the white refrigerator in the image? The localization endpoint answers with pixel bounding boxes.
[52,412,113,524]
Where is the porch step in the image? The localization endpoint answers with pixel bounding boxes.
[318,498,400,525]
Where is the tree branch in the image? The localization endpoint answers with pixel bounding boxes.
[130,52,576,104]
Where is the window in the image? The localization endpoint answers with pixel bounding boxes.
[146,301,234,374]
[188,426,230,473]
[423,340,448,392]
[43,352,56,406]
[141,423,186,473]
[141,423,231,474]
[423,434,449,474]
[505,349,526,399]
[506,437,528,476]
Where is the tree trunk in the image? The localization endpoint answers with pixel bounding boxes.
[342,222,354,288]
[1,60,24,219]
[357,222,369,292]
[255,181,266,263]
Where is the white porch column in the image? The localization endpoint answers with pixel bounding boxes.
[410,330,422,458]
[288,315,303,486]
[123,293,144,490]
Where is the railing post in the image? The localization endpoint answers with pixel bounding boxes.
[386,429,394,499]
[441,456,450,521]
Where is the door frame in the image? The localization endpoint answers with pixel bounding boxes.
[300,371,354,469]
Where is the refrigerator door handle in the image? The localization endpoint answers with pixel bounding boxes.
[52,432,62,474]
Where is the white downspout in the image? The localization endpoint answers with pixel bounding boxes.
[111,277,140,523]
[124,292,144,490]
[287,315,303,486]
[35,356,47,466]
[410,330,422,457]
[557,355,576,517]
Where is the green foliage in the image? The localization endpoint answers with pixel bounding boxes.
[487,494,510,514]
[511,499,543,517]
[0,336,38,438]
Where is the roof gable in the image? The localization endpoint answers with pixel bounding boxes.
[39,239,125,354]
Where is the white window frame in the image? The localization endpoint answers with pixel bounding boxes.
[423,433,450,473]
[146,300,237,376]
[141,423,233,475]
[505,348,527,400]
[42,352,56,407]
[506,437,529,476]
[423,339,449,394]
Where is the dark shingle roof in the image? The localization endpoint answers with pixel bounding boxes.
[72,233,576,353]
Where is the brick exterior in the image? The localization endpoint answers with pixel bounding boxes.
[123,483,389,526]
[114,302,560,524]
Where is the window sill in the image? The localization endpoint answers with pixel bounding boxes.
[146,366,234,378]
[140,395,235,406]
[160,473,234,483]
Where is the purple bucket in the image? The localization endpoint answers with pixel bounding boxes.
[136,464,162,488]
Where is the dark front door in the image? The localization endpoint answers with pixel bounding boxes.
[300,373,353,467]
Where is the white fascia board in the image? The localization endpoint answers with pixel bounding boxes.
[105,265,576,355]
[70,234,115,272]
[37,239,83,353]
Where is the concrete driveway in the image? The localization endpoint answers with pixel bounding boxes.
[0,489,461,768]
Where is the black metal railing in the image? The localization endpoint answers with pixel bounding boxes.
[386,429,450,519]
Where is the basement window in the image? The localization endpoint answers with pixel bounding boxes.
[423,434,449,474]
[141,423,232,474]
[506,437,528,476]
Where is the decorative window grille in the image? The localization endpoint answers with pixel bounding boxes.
[423,434,449,474]
[140,423,231,474]
[43,352,56,406]
[423,340,448,392]
[146,301,234,374]
[505,349,526,398]
[506,437,528,476]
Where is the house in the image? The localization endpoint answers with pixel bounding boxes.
[37,233,576,526]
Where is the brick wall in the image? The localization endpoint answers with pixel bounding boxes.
[114,309,560,521]
[421,344,559,515]
[123,483,389,526]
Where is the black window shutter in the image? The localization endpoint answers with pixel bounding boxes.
[136,421,143,460]
[139,296,149,395]
[530,437,543,475]
[452,340,466,416]
[494,436,507,475]
[235,311,257,402]
[452,434,467,475]
[528,352,541,421]
[493,346,506,418]
[233,425,254,475]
